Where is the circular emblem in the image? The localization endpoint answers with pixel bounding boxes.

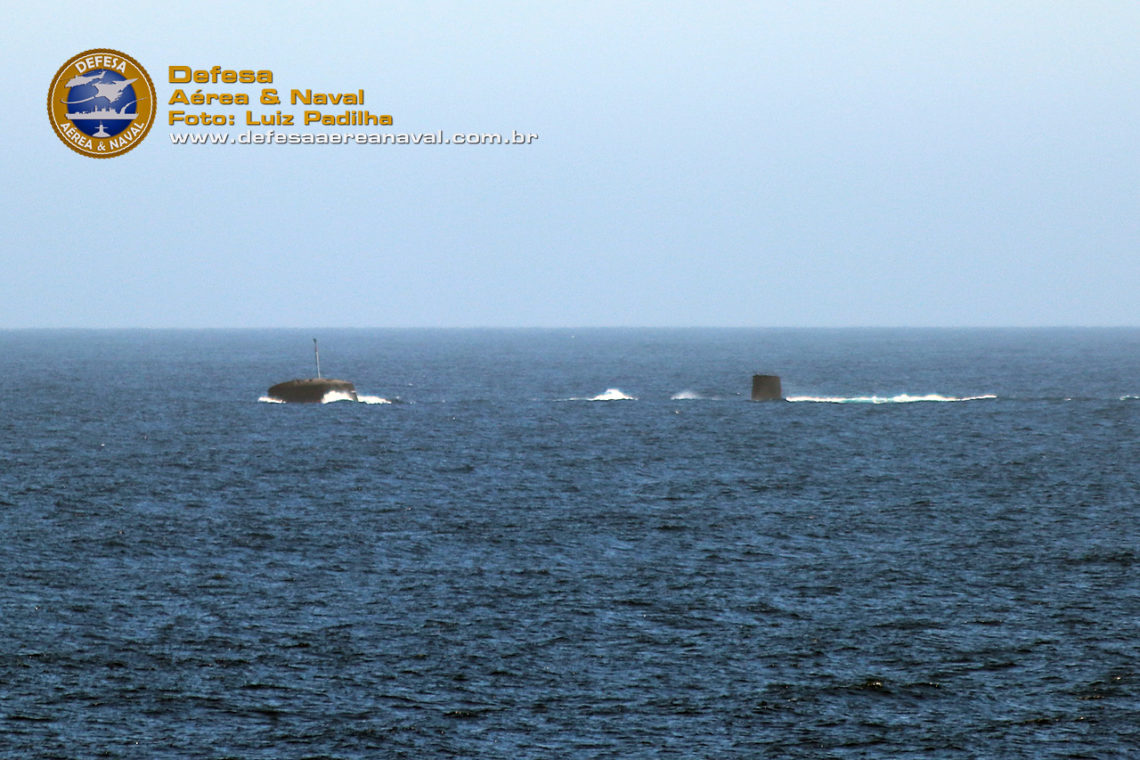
[48,49,156,158]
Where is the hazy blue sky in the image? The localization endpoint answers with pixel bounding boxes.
[5,1,1138,327]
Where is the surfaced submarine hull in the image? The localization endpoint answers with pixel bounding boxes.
[267,378,358,403]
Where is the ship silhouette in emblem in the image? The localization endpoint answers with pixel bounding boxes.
[266,339,358,403]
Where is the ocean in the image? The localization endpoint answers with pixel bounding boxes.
[2,328,1138,758]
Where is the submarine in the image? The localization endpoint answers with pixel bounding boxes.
[266,339,358,403]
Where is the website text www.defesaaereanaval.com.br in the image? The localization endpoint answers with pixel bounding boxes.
[169,129,539,147]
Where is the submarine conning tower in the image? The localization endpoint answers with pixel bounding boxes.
[751,374,783,401]
[266,338,358,402]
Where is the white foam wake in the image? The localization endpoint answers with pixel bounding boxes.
[258,392,392,404]
[671,390,703,400]
[786,393,997,404]
[570,388,637,401]
[323,391,393,404]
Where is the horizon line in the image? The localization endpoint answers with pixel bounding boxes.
[2,325,1138,331]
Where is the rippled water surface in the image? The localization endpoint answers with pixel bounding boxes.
[2,328,1139,758]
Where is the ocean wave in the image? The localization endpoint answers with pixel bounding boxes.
[356,394,393,405]
[786,393,997,404]
[671,390,703,400]
[257,395,285,404]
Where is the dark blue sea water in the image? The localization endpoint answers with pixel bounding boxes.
[2,328,1139,758]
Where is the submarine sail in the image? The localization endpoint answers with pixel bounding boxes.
[266,339,358,403]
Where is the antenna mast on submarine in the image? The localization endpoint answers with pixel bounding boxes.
[313,338,322,378]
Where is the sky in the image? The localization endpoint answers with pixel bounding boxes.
[4,1,1138,328]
